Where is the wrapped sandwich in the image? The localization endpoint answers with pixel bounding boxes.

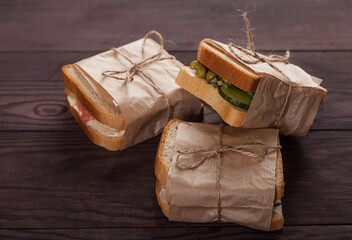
[175,16,327,137]
[62,31,203,150]
[155,119,284,231]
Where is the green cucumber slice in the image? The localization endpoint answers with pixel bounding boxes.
[247,91,255,98]
[207,82,218,88]
[220,85,253,105]
[218,86,251,110]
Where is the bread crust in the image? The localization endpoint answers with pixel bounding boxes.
[176,67,247,127]
[65,88,124,151]
[154,119,182,186]
[269,211,284,231]
[276,141,285,200]
[155,180,170,217]
[62,64,126,130]
[198,39,260,92]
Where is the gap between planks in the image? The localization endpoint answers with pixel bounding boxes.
[1,223,352,230]
[0,49,351,54]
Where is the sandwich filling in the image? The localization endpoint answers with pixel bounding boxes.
[190,60,254,111]
[66,92,125,138]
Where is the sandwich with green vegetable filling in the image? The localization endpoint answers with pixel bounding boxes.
[176,38,327,130]
[190,60,254,110]
[175,39,264,127]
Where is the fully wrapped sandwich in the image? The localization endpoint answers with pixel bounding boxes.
[155,119,284,231]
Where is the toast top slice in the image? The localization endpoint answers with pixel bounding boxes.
[198,38,327,95]
[198,39,260,92]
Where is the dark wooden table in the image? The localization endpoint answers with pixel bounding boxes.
[0,0,351,239]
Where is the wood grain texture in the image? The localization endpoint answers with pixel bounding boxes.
[0,51,350,131]
[0,0,351,51]
[0,131,351,228]
[1,226,352,240]
[0,0,351,238]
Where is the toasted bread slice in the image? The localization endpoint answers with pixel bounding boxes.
[198,39,261,92]
[65,88,124,151]
[154,120,284,230]
[176,67,246,127]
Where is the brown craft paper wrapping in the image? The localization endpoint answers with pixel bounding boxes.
[204,39,326,137]
[73,38,202,149]
[166,122,279,231]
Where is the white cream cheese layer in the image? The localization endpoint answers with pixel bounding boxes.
[67,92,125,138]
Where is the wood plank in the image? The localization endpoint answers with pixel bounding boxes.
[1,226,352,240]
[0,0,351,51]
[0,131,351,228]
[0,51,350,131]
[1,51,351,85]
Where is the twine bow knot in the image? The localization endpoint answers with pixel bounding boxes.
[124,61,140,83]
[102,30,175,120]
[102,33,174,82]
[176,141,276,170]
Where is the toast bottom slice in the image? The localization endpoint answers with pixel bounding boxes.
[154,119,284,231]
[65,88,125,151]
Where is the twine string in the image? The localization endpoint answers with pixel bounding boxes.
[102,30,174,120]
[216,125,223,222]
[228,13,292,127]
